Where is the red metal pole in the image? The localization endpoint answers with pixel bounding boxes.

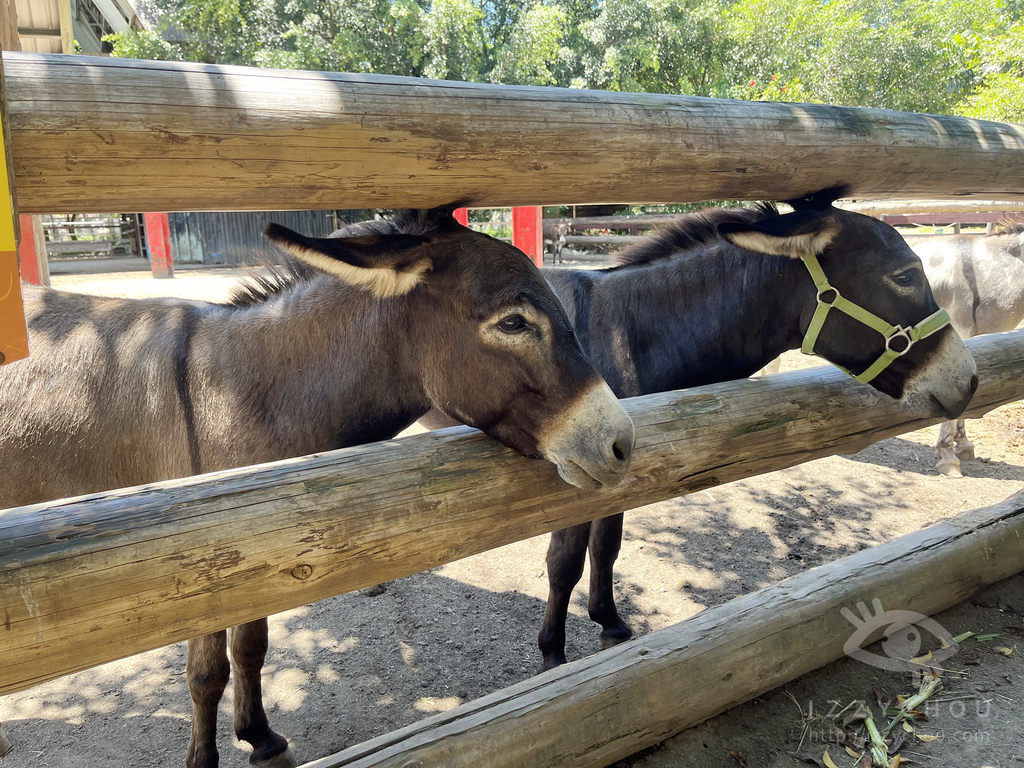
[144,212,174,279]
[453,207,469,226]
[512,206,544,267]
[17,215,48,286]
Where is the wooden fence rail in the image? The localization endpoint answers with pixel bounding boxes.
[839,199,1024,216]
[4,52,1024,214]
[2,330,1022,697]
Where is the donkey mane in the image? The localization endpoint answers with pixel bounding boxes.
[993,216,1024,236]
[227,255,319,307]
[612,203,778,267]
[227,204,471,307]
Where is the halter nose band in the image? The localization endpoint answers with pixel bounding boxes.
[800,254,951,384]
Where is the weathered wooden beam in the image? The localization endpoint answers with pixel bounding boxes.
[544,214,678,233]
[564,234,645,247]
[4,52,1024,214]
[883,212,1008,226]
[1,331,1022,695]
[840,199,1024,216]
[308,488,1024,768]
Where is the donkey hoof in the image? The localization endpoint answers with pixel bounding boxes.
[0,727,13,757]
[935,459,963,477]
[955,444,976,462]
[599,624,633,649]
[540,654,568,673]
[252,746,297,768]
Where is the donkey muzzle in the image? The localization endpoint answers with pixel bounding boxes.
[539,381,635,490]
[899,330,978,419]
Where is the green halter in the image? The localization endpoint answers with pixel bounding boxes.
[800,253,951,384]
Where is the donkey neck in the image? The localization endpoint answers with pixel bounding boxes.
[192,276,431,468]
[549,250,813,398]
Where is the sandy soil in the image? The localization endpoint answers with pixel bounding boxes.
[0,267,1021,768]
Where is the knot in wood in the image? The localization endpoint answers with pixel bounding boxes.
[290,564,313,580]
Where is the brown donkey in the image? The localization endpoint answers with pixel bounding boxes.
[0,206,634,767]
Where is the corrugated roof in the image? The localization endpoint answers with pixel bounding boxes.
[15,0,61,53]
[15,0,145,54]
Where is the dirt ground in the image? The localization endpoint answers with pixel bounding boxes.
[1,266,1022,768]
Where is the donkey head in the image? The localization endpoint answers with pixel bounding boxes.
[719,188,978,419]
[265,207,634,490]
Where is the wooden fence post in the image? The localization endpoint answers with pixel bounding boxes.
[0,50,25,365]
[0,7,22,754]
[512,206,543,267]
[17,213,47,286]
[143,211,174,279]
[57,0,73,55]
[0,195,20,367]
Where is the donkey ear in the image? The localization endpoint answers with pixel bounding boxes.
[264,224,432,298]
[718,210,839,258]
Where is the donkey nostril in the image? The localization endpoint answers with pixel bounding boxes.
[612,440,629,463]
[969,374,979,394]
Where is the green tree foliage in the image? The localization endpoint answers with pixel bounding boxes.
[572,0,731,95]
[420,0,485,80]
[958,21,1024,121]
[106,0,1024,119]
[725,0,1003,112]
[489,4,569,85]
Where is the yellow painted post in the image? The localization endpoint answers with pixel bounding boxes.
[0,54,25,366]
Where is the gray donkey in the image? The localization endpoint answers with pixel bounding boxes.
[911,219,1024,475]
[0,205,635,768]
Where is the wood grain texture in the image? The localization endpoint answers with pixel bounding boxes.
[1,331,1022,696]
[0,0,18,53]
[4,52,1024,213]
[306,488,1024,768]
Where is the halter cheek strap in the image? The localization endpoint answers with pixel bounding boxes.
[800,253,951,384]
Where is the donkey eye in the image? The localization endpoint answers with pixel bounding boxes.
[894,271,916,285]
[497,314,528,334]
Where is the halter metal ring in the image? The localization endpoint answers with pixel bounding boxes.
[816,286,840,305]
[885,327,913,355]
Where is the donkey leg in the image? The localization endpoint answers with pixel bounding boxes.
[934,420,962,477]
[186,632,231,768]
[538,523,591,671]
[230,619,295,768]
[588,513,632,649]
[953,418,975,462]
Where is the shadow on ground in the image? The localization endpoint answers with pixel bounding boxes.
[1,429,1021,767]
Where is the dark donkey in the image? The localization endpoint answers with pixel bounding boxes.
[420,188,978,669]
[0,206,634,767]
[537,189,979,668]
